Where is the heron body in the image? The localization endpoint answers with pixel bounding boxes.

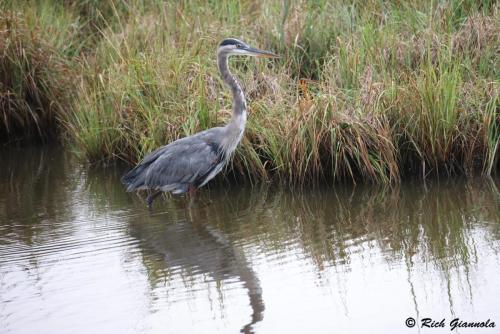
[121,38,277,206]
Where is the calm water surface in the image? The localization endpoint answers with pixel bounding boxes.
[0,147,499,334]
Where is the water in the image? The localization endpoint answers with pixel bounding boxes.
[0,147,499,334]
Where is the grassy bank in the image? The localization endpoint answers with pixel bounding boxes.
[1,0,499,183]
[0,6,74,142]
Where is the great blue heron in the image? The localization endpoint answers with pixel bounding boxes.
[121,38,278,206]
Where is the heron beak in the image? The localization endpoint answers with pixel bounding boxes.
[244,46,280,58]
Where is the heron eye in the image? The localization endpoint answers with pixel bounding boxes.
[236,43,242,48]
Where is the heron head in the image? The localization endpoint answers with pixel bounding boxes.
[218,38,279,58]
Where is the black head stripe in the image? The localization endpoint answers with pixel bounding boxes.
[219,38,242,47]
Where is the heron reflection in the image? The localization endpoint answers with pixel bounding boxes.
[127,203,264,334]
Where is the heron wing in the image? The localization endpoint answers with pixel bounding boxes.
[121,146,170,190]
[122,128,225,193]
[145,136,223,192]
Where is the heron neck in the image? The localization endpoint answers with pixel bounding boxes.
[218,53,247,130]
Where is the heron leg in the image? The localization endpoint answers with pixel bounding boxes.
[188,184,197,198]
[187,185,213,208]
[146,190,162,208]
[187,185,197,209]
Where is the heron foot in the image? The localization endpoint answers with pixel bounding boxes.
[146,190,162,208]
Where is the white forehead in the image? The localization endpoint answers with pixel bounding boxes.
[217,39,250,56]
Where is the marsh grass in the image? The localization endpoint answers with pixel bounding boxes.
[2,0,499,183]
[0,8,76,142]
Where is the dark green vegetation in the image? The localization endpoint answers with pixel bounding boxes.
[1,1,498,183]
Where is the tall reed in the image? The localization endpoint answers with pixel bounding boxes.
[2,0,499,183]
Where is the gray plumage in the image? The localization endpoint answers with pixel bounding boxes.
[121,38,278,206]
